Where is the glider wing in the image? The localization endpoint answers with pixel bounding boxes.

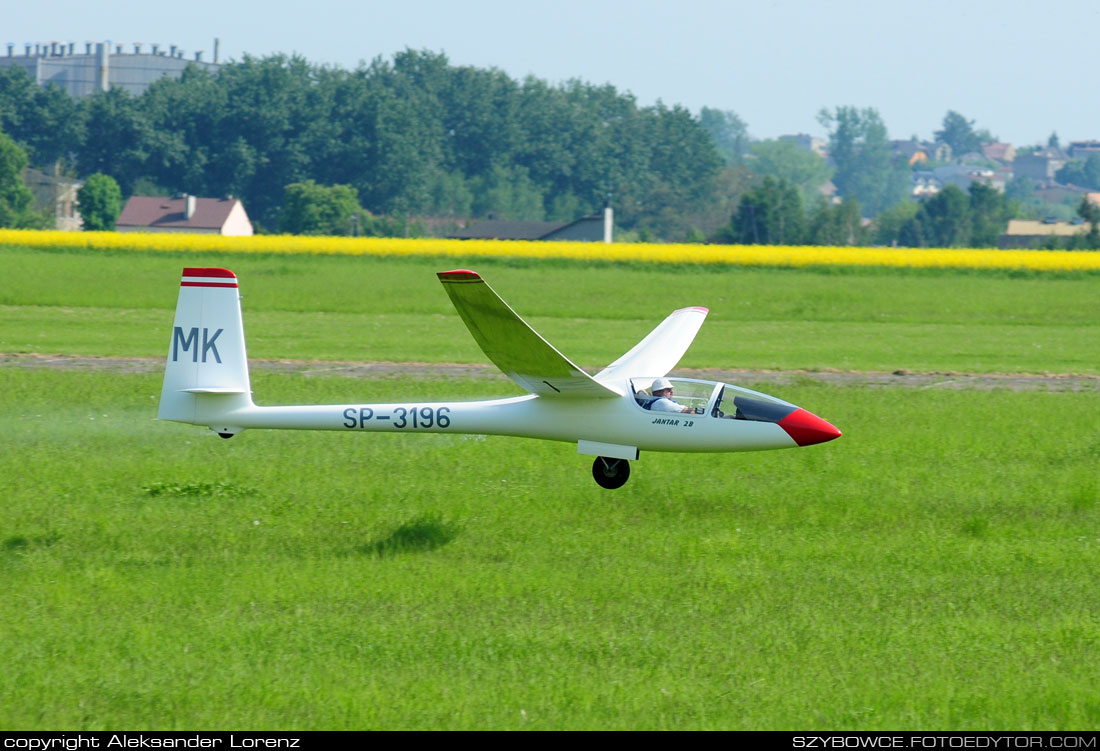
[438,270,621,399]
[594,306,709,382]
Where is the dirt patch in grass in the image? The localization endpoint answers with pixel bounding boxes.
[3,352,1097,392]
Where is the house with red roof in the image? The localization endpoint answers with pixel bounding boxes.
[116,195,253,235]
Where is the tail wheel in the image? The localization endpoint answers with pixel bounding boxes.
[592,456,630,489]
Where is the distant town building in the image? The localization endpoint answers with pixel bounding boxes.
[448,210,613,242]
[1032,182,1088,205]
[956,151,990,165]
[926,142,953,162]
[0,39,220,98]
[1067,140,1100,159]
[117,195,253,235]
[999,219,1090,249]
[1013,147,1069,181]
[893,140,928,166]
[23,168,82,230]
[982,142,1016,163]
[931,164,1006,193]
[891,139,952,166]
[911,172,942,197]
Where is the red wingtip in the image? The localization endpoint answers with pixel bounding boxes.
[437,269,482,282]
[777,408,842,447]
[183,267,236,278]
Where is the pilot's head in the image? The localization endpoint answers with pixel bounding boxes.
[651,377,673,396]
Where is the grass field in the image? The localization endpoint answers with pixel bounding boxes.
[1,243,1099,729]
[2,245,1098,374]
[2,370,1098,729]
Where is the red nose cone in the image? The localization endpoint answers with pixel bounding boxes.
[777,408,842,447]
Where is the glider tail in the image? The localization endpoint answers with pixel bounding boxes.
[157,268,253,434]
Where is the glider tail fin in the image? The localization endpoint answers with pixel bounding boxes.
[158,268,253,433]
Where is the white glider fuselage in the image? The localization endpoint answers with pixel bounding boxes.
[159,267,839,486]
[198,385,798,454]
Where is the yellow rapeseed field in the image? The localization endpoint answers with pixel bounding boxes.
[3,228,1099,272]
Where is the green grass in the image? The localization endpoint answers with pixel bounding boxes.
[1,368,1099,729]
[3,244,1099,729]
[2,244,1098,374]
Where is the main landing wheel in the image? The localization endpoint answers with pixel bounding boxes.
[592,456,630,489]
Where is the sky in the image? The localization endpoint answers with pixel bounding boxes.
[7,0,1099,147]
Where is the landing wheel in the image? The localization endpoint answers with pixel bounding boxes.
[592,456,630,489]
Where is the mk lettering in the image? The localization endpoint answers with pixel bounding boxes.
[173,326,224,363]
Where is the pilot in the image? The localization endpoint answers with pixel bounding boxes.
[648,377,692,413]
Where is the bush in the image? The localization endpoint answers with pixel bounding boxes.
[76,173,122,231]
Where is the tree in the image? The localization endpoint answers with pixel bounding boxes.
[882,185,980,248]
[1055,155,1100,190]
[872,200,921,245]
[818,106,909,215]
[897,215,926,248]
[211,56,332,227]
[139,65,242,200]
[1006,175,1036,203]
[808,198,864,245]
[873,180,1015,248]
[471,164,545,220]
[967,181,1016,248]
[1078,197,1100,250]
[0,66,83,168]
[278,180,363,235]
[425,169,474,217]
[76,173,122,231]
[78,87,155,194]
[680,163,754,240]
[720,176,805,245]
[629,102,723,239]
[54,51,727,240]
[0,128,43,228]
[934,110,987,156]
[748,139,832,204]
[917,184,972,247]
[699,108,750,164]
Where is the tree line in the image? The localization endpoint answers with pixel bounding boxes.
[1,49,1091,245]
[0,50,720,237]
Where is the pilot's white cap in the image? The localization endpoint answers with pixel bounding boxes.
[651,377,673,391]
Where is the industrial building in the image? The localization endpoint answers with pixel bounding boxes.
[0,39,221,98]
[448,209,615,242]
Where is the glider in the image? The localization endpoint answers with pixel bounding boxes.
[159,268,840,489]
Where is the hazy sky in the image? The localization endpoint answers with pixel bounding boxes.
[8,0,1098,146]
